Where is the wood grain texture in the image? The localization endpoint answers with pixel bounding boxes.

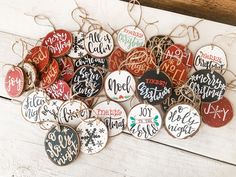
[0,0,236,176]
[122,0,236,26]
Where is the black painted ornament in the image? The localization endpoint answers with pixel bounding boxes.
[44,125,80,166]
[137,69,173,105]
[188,69,226,102]
[71,66,103,98]
[74,54,108,76]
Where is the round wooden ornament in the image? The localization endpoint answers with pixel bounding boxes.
[58,100,89,128]
[188,69,226,102]
[201,96,233,127]
[160,59,188,87]
[165,103,201,139]
[39,99,64,130]
[126,47,156,77]
[137,69,172,105]
[163,44,194,69]
[71,65,103,98]
[146,35,174,61]
[92,100,127,136]
[45,125,79,166]
[108,47,127,72]
[84,29,114,58]
[74,54,108,76]
[128,103,162,140]
[45,80,70,101]
[42,29,73,58]
[5,66,24,97]
[21,90,50,123]
[57,56,74,82]
[24,46,50,72]
[68,31,87,58]
[117,25,146,52]
[194,45,227,72]
[104,70,136,102]
[40,59,60,88]
[76,118,108,154]
[22,62,37,90]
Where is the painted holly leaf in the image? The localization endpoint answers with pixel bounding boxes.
[125,95,131,99]
[153,115,159,126]
[130,116,136,127]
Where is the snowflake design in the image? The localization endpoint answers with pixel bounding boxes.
[81,128,101,147]
[87,147,93,153]
[99,128,105,134]
[96,140,103,147]
[78,51,84,58]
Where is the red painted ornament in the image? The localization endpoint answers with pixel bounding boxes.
[40,59,60,88]
[108,48,127,71]
[58,56,74,82]
[45,80,70,101]
[163,44,194,69]
[42,29,72,58]
[126,47,156,77]
[160,59,188,87]
[5,66,24,97]
[24,46,50,72]
[201,97,233,127]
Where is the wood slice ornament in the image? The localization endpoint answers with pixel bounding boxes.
[45,125,79,166]
[42,29,72,58]
[188,69,226,102]
[24,46,50,72]
[39,99,64,130]
[104,70,136,102]
[163,44,194,69]
[74,54,108,76]
[22,62,37,90]
[71,66,103,98]
[76,118,108,154]
[165,104,201,139]
[128,104,162,140]
[21,90,50,123]
[201,96,233,127]
[126,47,156,77]
[160,59,188,87]
[40,59,60,88]
[45,80,70,101]
[5,66,24,97]
[194,45,227,72]
[146,35,174,61]
[137,70,172,105]
[58,56,74,82]
[108,47,127,72]
[84,29,114,58]
[117,25,146,52]
[58,100,89,128]
[92,100,127,136]
[68,31,87,58]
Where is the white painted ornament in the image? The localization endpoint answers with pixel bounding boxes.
[68,31,87,58]
[165,104,201,139]
[194,45,227,72]
[128,104,162,139]
[104,70,136,102]
[92,100,127,136]
[58,100,89,128]
[77,118,108,154]
[39,99,64,130]
[84,29,114,58]
[117,25,146,52]
[21,90,50,123]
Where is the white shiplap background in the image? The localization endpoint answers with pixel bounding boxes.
[0,0,236,176]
